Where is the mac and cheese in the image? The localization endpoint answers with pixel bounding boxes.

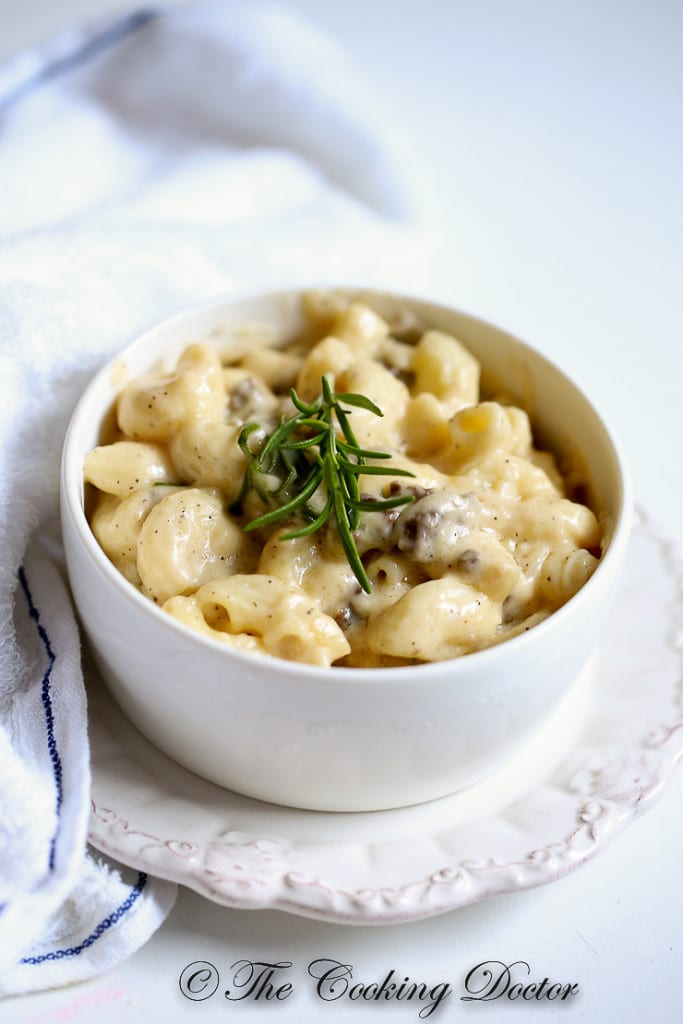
[85,293,602,667]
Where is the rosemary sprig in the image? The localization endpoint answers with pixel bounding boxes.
[230,376,415,592]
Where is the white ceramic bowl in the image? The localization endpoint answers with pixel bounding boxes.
[60,288,632,812]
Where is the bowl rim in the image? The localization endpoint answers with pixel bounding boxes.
[60,284,634,683]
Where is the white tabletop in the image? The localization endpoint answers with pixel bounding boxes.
[3,0,682,1020]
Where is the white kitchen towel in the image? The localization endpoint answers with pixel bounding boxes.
[0,0,429,995]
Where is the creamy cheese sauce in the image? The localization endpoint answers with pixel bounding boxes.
[85,292,602,667]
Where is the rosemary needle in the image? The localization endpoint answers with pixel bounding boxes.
[231,376,415,593]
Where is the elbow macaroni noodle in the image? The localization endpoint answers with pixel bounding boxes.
[84,292,602,668]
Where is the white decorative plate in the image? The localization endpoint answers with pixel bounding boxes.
[88,506,683,923]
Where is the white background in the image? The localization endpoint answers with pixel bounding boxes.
[2,0,682,1021]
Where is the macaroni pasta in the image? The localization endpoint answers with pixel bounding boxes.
[85,293,602,667]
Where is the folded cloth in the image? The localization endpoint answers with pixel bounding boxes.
[0,0,429,994]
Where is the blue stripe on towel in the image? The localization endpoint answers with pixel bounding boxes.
[20,872,149,964]
[17,566,63,873]
[15,568,150,963]
[0,10,157,114]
